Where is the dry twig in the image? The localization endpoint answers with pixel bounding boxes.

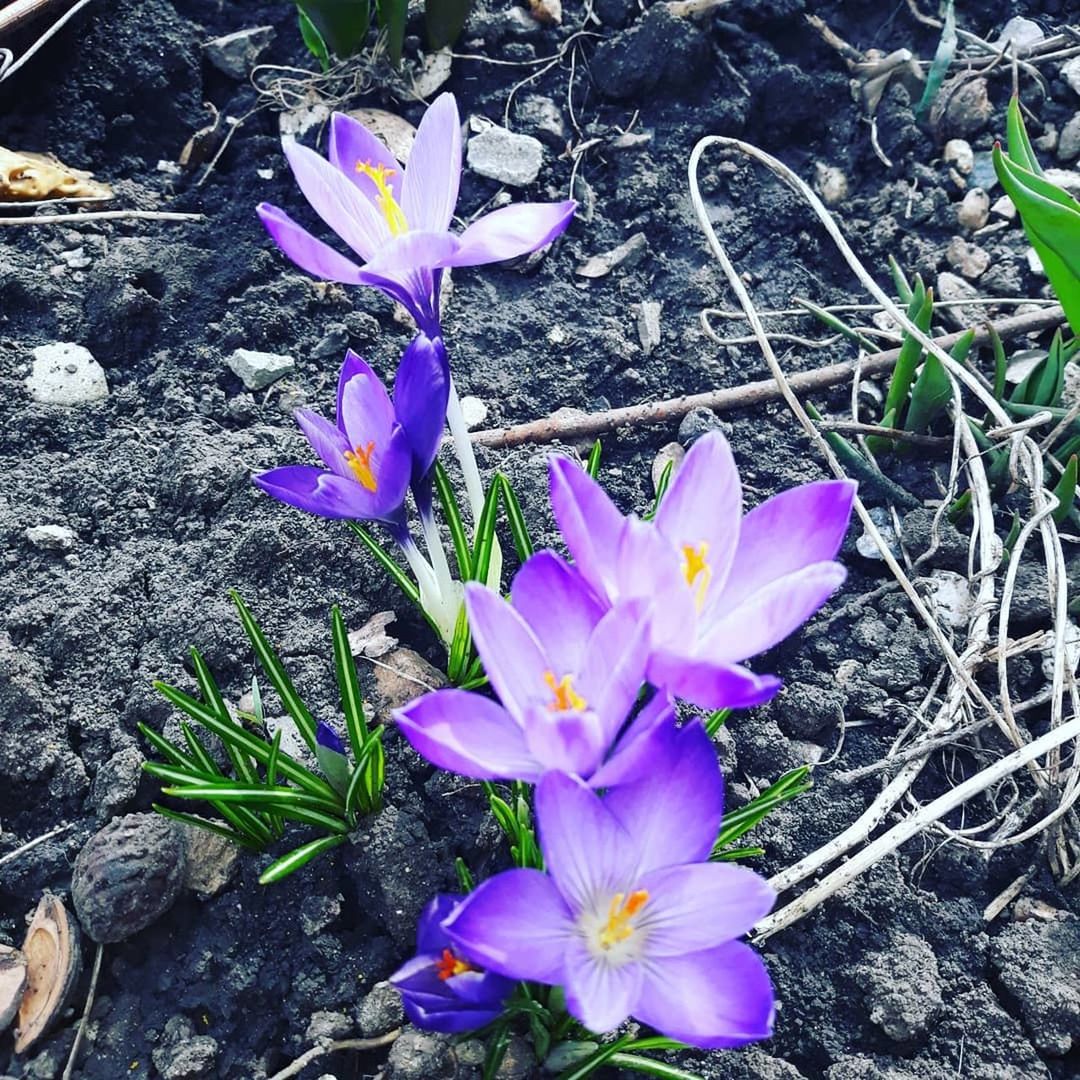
[266,1030,401,1080]
[0,209,205,226]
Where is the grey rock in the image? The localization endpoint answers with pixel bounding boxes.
[90,746,145,819]
[312,322,350,361]
[854,932,942,1041]
[1063,56,1080,97]
[383,1028,454,1079]
[575,233,648,278]
[459,395,488,430]
[204,26,275,79]
[993,16,1044,51]
[358,980,404,1036]
[152,1017,219,1080]
[227,347,295,390]
[25,525,78,552]
[1058,113,1080,163]
[300,894,343,937]
[305,1009,352,1043]
[945,236,990,279]
[514,95,568,149]
[990,914,1080,1055]
[956,187,989,230]
[933,77,993,138]
[179,823,240,897]
[27,343,109,406]
[678,406,729,447]
[637,299,662,356]
[372,647,447,717]
[467,127,544,187]
[935,271,982,328]
[494,1034,533,1078]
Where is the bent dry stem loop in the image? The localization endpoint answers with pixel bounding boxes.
[686,134,1077,930]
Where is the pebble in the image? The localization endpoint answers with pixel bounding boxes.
[945,236,990,279]
[575,232,648,278]
[991,194,1016,220]
[968,151,999,192]
[856,507,900,561]
[204,26,275,79]
[678,406,728,447]
[993,16,1044,52]
[956,187,990,230]
[514,94,568,149]
[813,163,848,206]
[300,894,342,937]
[919,570,971,630]
[1044,166,1080,197]
[1026,247,1046,276]
[179,824,240,898]
[636,299,662,356]
[459,395,488,430]
[227,348,295,390]
[466,126,544,187]
[935,271,983,328]
[90,745,144,819]
[943,138,974,175]
[312,323,350,361]
[25,524,77,551]
[1040,623,1080,682]
[152,1017,219,1080]
[1063,57,1080,98]
[305,1010,352,1043]
[1058,114,1080,163]
[384,1029,454,1080]
[855,932,942,1042]
[935,77,993,138]
[357,981,404,1036]
[27,343,109,405]
[371,648,446,716]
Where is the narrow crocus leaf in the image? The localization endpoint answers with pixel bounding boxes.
[989,325,1008,405]
[297,6,331,71]
[259,833,347,885]
[882,280,935,422]
[434,462,473,578]
[331,606,367,762]
[376,0,407,65]
[138,722,200,772]
[296,0,371,56]
[1052,455,1078,525]
[888,253,914,304]
[905,329,971,434]
[470,480,502,586]
[496,473,535,560]
[1005,94,1043,177]
[151,804,263,851]
[586,439,602,479]
[191,647,259,786]
[914,0,955,122]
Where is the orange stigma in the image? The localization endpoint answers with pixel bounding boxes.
[355,160,409,236]
[681,541,711,611]
[435,948,476,981]
[544,671,587,712]
[344,441,378,492]
[598,890,649,950]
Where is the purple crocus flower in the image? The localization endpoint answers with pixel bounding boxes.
[443,720,777,1048]
[253,335,448,528]
[549,431,856,710]
[389,893,515,1033]
[257,93,576,334]
[394,550,662,783]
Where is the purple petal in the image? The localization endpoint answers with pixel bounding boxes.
[253,465,389,521]
[632,942,775,1049]
[464,583,550,722]
[522,705,608,778]
[602,720,723,874]
[510,552,605,677]
[447,201,577,266]
[336,349,369,432]
[443,869,572,983]
[402,998,504,1035]
[715,479,856,610]
[562,938,643,1035]
[646,650,782,711]
[416,894,462,953]
[316,720,346,755]
[338,359,396,464]
[700,562,848,662]
[256,204,365,284]
[393,333,449,479]
[587,694,675,790]
[402,92,461,233]
[328,111,403,200]
[394,689,541,781]
[654,431,743,619]
[294,409,351,478]
[360,229,462,279]
[548,456,626,601]
[637,863,775,955]
[282,138,390,260]
[577,604,650,747]
[535,772,639,912]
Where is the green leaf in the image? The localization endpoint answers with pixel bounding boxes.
[346,728,385,816]
[989,325,1008,404]
[259,833,347,885]
[586,439,602,479]
[644,460,675,522]
[704,708,731,738]
[454,856,475,892]
[347,522,423,606]
[315,740,352,798]
[1052,455,1078,525]
[331,605,367,762]
[470,480,502,587]
[906,330,971,433]
[882,279,935,422]
[150,804,262,850]
[231,591,319,753]
[376,0,407,66]
[296,0,370,57]
[888,254,914,304]
[190,647,259,787]
[605,1053,706,1080]
[1012,332,1066,407]
[297,7,331,71]
[914,0,955,123]
[1005,94,1042,176]
[434,462,473,579]
[265,726,285,839]
[497,473,535,561]
[161,781,343,815]
[425,0,472,50]
[794,296,878,351]
[447,602,474,685]
[138,722,199,772]
[712,765,812,856]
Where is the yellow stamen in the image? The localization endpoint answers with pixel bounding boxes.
[435,948,476,981]
[355,160,409,236]
[598,890,649,950]
[544,671,587,712]
[682,541,712,612]
[344,441,378,492]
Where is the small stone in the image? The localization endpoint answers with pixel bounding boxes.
[357,981,404,1037]
[27,343,108,406]
[179,824,240,898]
[1063,57,1080,97]
[226,348,295,391]
[514,95,568,149]
[856,506,900,561]
[813,163,848,206]
[204,26,275,80]
[349,611,399,660]
[374,648,447,716]
[575,232,648,278]
[467,127,544,187]
[384,1029,454,1080]
[956,187,990,230]
[1044,167,1080,197]
[494,1034,534,1079]
[855,932,942,1041]
[305,1010,352,1044]
[90,746,144,820]
[637,300,662,356]
[677,406,729,447]
[152,1017,219,1080]
[312,323,350,360]
[934,77,993,138]
[1027,247,1046,276]
[300,894,342,937]
[945,236,990,279]
[918,570,971,630]
[993,16,1044,52]
[651,441,684,494]
[25,525,77,552]
[1040,622,1080,682]
[459,395,488,430]
[943,138,974,174]
[935,271,983,328]
[991,194,1016,219]
[59,246,91,269]
[1058,114,1080,163]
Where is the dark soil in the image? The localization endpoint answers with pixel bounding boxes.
[1,0,1078,1078]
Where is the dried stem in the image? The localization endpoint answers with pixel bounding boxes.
[0,210,205,226]
[266,1029,401,1080]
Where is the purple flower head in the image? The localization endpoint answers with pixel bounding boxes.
[253,336,448,526]
[443,720,777,1048]
[549,431,856,710]
[257,93,576,334]
[389,893,515,1033]
[394,551,662,784]
[315,720,346,755]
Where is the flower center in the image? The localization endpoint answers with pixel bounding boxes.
[434,947,477,981]
[544,671,587,712]
[681,541,712,611]
[598,890,649,950]
[355,161,409,237]
[344,441,378,492]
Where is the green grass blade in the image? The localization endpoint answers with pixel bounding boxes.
[1005,93,1042,176]
[137,722,199,771]
[586,439,602,479]
[434,461,473,578]
[346,522,422,605]
[1052,454,1078,525]
[914,0,955,122]
[151,804,262,850]
[331,605,367,762]
[190,647,259,786]
[470,480,502,587]
[259,833,346,885]
[882,281,934,422]
[887,254,914,304]
[425,0,471,49]
[376,0,406,65]
[161,782,343,815]
[297,6,331,71]
[644,460,674,522]
[705,709,732,738]
[231,591,318,753]
[497,473,535,561]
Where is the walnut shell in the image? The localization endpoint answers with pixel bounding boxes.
[71,813,186,944]
[15,893,81,1053]
[0,943,27,1034]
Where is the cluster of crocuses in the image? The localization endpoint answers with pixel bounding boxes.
[252,92,857,1055]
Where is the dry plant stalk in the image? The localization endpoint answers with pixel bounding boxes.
[684,137,1078,939]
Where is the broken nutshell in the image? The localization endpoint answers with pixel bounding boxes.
[14,893,82,1054]
[0,146,111,202]
[0,944,28,1034]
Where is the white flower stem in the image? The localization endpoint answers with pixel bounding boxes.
[446,377,486,527]
[420,503,457,604]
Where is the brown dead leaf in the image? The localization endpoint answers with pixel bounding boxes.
[0,147,111,201]
[528,0,562,25]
